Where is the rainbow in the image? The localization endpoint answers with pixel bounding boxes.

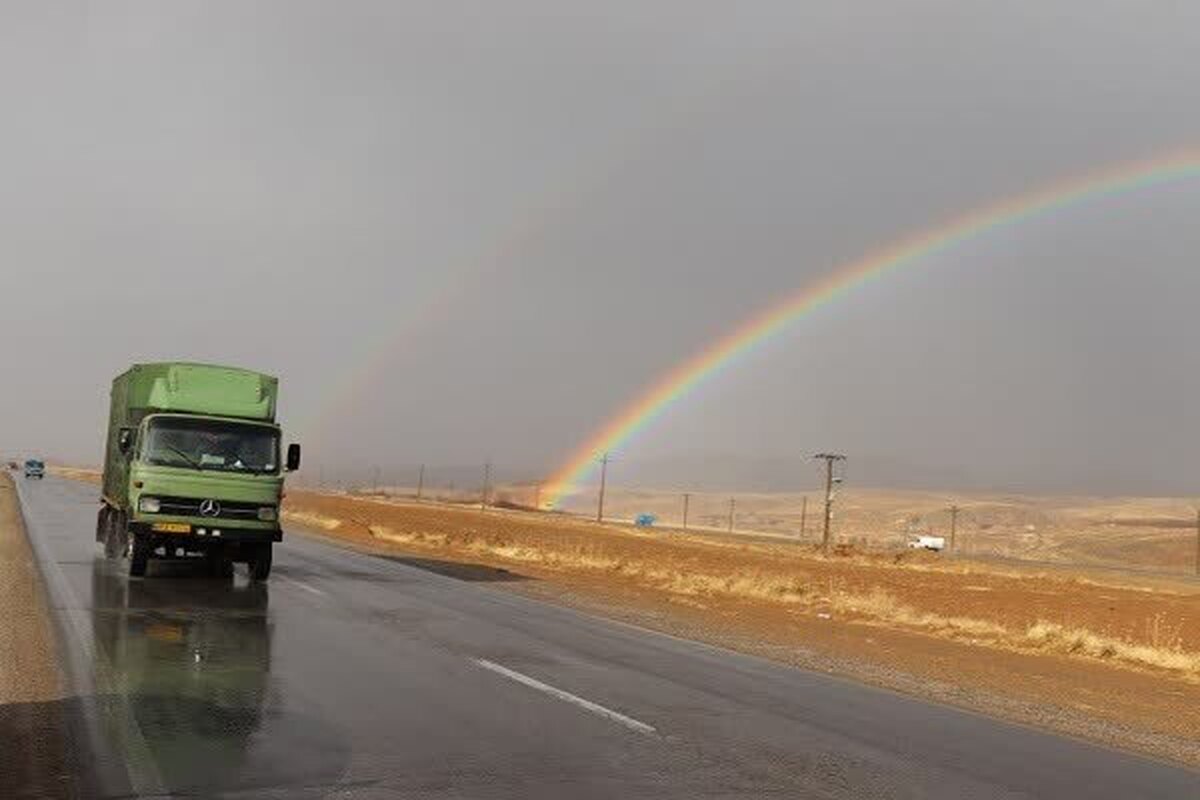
[543,148,1200,506]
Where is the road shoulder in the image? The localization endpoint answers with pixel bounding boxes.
[0,473,85,798]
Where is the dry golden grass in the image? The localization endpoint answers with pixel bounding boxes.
[51,471,1200,680]
[280,509,342,531]
[48,465,100,485]
[347,504,1200,680]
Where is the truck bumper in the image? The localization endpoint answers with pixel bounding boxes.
[129,521,283,544]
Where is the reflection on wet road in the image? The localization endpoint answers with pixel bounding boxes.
[16,476,1200,799]
[88,561,350,796]
[23,478,348,797]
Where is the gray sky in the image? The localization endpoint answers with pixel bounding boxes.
[4,1,1200,494]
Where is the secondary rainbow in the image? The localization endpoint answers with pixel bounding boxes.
[543,149,1200,505]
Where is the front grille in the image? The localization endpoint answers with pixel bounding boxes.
[152,495,268,520]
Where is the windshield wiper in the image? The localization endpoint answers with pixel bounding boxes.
[160,444,203,471]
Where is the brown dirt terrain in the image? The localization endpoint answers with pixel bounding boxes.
[47,467,1200,763]
[0,471,83,798]
[282,490,1200,766]
[550,486,1200,573]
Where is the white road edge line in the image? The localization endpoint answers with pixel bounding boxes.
[473,658,658,737]
[276,573,328,597]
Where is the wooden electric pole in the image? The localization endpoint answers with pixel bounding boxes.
[416,464,425,500]
[727,497,736,533]
[947,504,960,553]
[682,492,690,530]
[800,495,808,539]
[813,453,846,553]
[596,452,609,523]
[481,461,491,511]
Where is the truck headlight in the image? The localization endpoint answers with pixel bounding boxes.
[257,506,278,522]
[138,496,161,513]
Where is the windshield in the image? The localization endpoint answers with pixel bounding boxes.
[141,417,279,474]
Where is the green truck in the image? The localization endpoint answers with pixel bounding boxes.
[97,362,300,579]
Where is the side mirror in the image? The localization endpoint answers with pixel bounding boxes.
[118,428,134,454]
[286,443,301,472]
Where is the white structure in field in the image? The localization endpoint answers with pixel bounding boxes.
[907,535,946,551]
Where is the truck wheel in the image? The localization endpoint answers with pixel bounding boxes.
[207,547,234,579]
[103,511,123,560]
[129,534,150,577]
[248,543,272,581]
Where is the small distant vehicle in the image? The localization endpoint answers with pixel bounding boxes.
[907,535,945,552]
[634,513,657,527]
[23,459,45,479]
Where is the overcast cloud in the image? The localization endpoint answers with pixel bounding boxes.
[3,1,1200,494]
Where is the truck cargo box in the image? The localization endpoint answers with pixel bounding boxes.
[102,362,279,508]
[117,362,277,422]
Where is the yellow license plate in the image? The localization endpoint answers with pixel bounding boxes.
[152,522,191,534]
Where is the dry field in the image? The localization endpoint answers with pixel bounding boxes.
[47,467,1200,763]
[546,485,1200,573]
[283,489,1200,765]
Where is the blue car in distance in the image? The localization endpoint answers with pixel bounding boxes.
[23,459,44,479]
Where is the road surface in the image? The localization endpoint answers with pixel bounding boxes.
[15,476,1198,798]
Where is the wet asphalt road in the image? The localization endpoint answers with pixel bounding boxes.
[15,476,1199,798]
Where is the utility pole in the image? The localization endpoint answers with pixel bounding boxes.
[682,492,690,531]
[813,453,846,554]
[727,497,736,533]
[481,461,491,511]
[947,504,960,553]
[416,464,425,500]
[596,452,609,523]
[800,495,808,538]
[1195,507,1200,577]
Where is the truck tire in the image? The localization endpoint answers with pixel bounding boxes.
[103,510,123,560]
[248,543,272,581]
[129,533,150,577]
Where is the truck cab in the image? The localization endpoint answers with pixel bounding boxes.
[23,459,45,479]
[98,363,299,580]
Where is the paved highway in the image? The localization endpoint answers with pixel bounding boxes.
[16,476,1198,798]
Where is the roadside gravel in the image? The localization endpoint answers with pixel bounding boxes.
[0,473,82,798]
